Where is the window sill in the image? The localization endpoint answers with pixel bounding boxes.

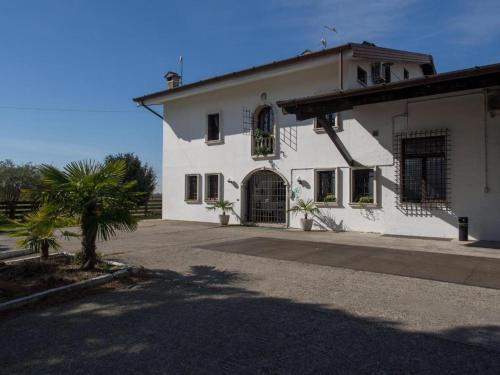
[251,153,276,160]
[185,199,202,204]
[315,201,339,208]
[205,139,224,146]
[313,127,341,134]
[349,202,378,209]
[205,199,220,204]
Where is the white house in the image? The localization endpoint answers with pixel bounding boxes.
[134,42,500,241]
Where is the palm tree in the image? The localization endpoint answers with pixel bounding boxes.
[38,160,138,269]
[288,199,319,220]
[10,206,74,260]
[205,200,234,215]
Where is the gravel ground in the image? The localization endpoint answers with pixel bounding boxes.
[2,220,500,374]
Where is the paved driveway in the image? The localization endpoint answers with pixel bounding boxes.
[2,220,500,374]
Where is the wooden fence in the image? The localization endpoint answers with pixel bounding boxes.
[0,196,162,220]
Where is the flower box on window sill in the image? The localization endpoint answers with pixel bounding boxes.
[315,201,339,208]
[185,199,202,204]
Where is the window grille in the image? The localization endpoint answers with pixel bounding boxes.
[246,170,286,224]
[316,170,336,202]
[205,174,220,202]
[185,175,200,202]
[351,169,375,204]
[242,107,254,135]
[394,129,451,215]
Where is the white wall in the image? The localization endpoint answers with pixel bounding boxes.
[161,59,500,241]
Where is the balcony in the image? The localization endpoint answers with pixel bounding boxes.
[252,130,275,158]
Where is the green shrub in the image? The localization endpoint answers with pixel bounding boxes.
[323,194,336,203]
[358,196,374,204]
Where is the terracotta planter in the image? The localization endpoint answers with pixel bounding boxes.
[219,214,230,226]
[301,218,314,231]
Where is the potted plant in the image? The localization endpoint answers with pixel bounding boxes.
[323,194,336,205]
[253,128,273,156]
[206,200,234,225]
[288,199,319,231]
[357,195,374,205]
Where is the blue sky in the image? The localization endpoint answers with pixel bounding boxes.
[1,0,499,189]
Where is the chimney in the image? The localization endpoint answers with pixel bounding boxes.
[165,71,181,89]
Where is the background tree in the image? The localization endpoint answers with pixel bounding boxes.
[0,160,41,218]
[38,160,138,269]
[104,153,156,205]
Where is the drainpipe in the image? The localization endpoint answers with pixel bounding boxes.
[338,50,344,91]
[483,91,490,193]
[138,101,164,120]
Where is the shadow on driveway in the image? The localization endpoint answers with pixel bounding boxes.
[1,266,500,374]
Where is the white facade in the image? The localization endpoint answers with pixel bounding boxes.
[153,50,499,241]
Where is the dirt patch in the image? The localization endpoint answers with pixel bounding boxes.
[0,255,118,303]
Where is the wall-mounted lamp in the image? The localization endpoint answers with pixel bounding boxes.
[296,176,303,185]
[227,177,234,184]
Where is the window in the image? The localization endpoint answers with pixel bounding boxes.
[206,113,222,143]
[185,174,201,202]
[371,62,382,83]
[205,173,222,202]
[252,106,275,157]
[314,112,337,133]
[401,136,446,203]
[357,66,367,85]
[351,168,376,205]
[315,169,337,204]
[256,106,273,133]
[404,68,410,80]
[383,63,391,83]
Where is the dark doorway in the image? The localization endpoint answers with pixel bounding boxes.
[246,170,286,224]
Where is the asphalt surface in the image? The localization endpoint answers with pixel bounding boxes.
[2,220,500,374]
[199,237,500,289]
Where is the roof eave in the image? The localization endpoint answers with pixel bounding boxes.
[277,63,500,121]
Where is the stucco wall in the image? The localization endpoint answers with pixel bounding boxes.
[161,62,499,241]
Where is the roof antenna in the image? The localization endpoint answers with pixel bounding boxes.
[179,55,184,85]
[321,26,338,49]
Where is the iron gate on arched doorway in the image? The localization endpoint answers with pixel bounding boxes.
[246,170,286,224]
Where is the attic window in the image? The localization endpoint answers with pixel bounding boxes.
[314,112,337,133]
[371,62,382,83]
[357,66,367,86]
[383,63,391,83]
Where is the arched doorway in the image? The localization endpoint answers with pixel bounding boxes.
[244,169,287,225]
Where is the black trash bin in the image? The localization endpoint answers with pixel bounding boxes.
[458,217,468,241]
